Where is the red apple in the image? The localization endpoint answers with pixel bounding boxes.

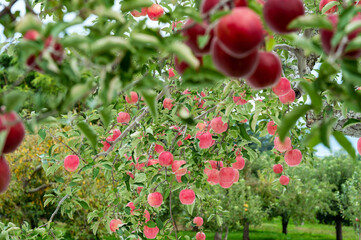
[0,111,25,154]
[159,151,174,166]
[117,112,130,124]
[267,121,278,135]
[154,144,164,154]
[131,8,147,17]
[179,189,196,205]
[64,155,79,172]
[272,77,291,96]
[110,219,123,232]
[125,91,139,104]
[193,217,204,227]
[216,7,263,58]
[174,55,203,75]
[24,30,40,41]
[182,19,214,56]
[274,136,292,153]
[319,0,338,14]
[273,164,283,174]
[280,175,290,185]
[147,4,164,21]
[148,192,163,207]
[163,98,173,110]
[210,116,228,134]
[201,0,247,15]
[144,209,150,223]
[196,131,215,149]
[232,156,245,170]
[126,202,135,214]
[0,156,10,194]
[143,226,159,239]
[284,149,302,167]
[321,15,361,59]
[211,39,259,78]
[357,137,361,155]
[196,232,206,240]
[279,89,296,104]
[246,52,282,89]
[263,0,305,34]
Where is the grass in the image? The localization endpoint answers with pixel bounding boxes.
[178,218,359,240]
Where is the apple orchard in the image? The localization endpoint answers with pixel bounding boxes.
[2,0,361,239]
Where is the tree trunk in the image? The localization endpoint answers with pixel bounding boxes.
[223,226,229,240]
[336,216,343,240]
[282,215,290,235]
[243,221,250,240]
[214,231,222,240]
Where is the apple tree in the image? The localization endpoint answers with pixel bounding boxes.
[1,0,361,239]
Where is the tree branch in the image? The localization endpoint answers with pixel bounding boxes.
[0,0,18,18]
[27,182,55,193]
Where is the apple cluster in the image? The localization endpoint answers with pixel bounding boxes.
[0,111,25,194]
[131,4,164,21]
[266,121,303,186]
[176,0,305,90]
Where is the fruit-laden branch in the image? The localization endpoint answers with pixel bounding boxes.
[306,108,361,137]
[93,88,167,160]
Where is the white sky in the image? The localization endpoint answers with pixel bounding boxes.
[0,0,359,157]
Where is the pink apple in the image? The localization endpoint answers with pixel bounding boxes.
[144,209,150,223]
[196,232,206,240]
[267,121,277,135]
[154,144,164,154]
[319,0,338,14]
[210,117,228,134]
[279,175,290,185]
[159,151,174,166]
[279,89,295,104]
[64,155,79,172]
[232,156,245,170]
[125,92,139,104]
[273,164,283,174]
[179,189,196,205]
[131,8,147,17]
[193,217,204,227]
[24,30,40,41]
[147,4,164,21]
[357,137,361,155]
[110,219,123,232]
[163,98,173,110]
[272,77,291,96]
[117,112,130,124]
[143,226,159,239]
[274,136,292,153]
[284,149,302,167]
[126,202,135,214]
[148,192,163,207]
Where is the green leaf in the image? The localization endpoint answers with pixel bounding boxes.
[140,89,158,118]
[167,41,200,69]
[321,1,340,14]
[0,129,8,155]
[38,129,46,140]
[146,221,156,228]
[120,0,153,12]
[156,218,164,230]
[239,124,251,141]
[91,37,130,55]
[288,15,333,30]
[134,173,147,183]
[100,108,112,129]
[77,122,98,149]
[346,36,361,52]
[77,200,90,210]
[279,105,313,141]
[333,131,356,159]
[210,10,231,23]
[343,118,361,129]
[300,82,322,112]
[186,202,195,215]
[320,118,337,148]
[4,91,26,111]
[216,215,223,227]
